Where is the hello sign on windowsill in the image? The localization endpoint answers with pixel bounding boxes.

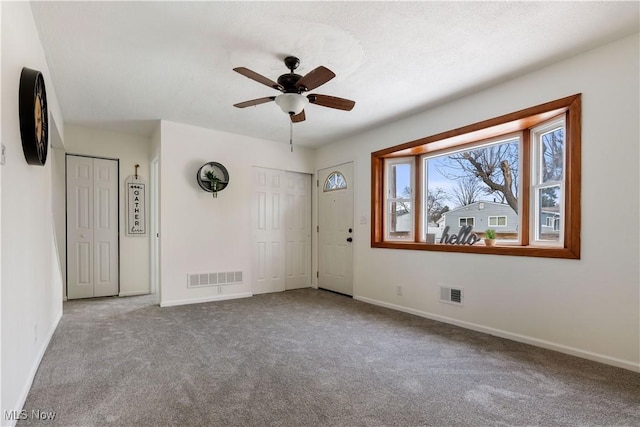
[440,225,480,245]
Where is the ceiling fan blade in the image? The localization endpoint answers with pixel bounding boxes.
[233,96,276,108]
[290,110,306,123]
[233,67,283,91]
[295,66,336,92]
[308,94,355,111]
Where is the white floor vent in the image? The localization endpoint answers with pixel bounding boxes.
[440,286,463,306]
[188,271,243,288]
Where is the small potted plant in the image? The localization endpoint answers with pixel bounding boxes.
[204,170,221,198]
[484,228,496,247]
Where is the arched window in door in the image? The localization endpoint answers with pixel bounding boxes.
[323,171,347,192]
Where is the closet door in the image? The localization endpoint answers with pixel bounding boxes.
[285,171,311,290]
[252,167,286,295]
[67,155,119,299]
[252,168,311,295]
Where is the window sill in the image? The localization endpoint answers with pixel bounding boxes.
[371,241,579,259]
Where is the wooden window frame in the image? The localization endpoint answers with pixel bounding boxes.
[371,94,581,259]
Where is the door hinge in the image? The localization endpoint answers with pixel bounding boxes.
[316,271,319,278]
[316,179,319,187]
[317,225,319,232]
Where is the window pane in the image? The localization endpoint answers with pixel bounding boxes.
[489,216,507,226]
[385,159,414,240]
[388,201,412,238]
[324,172,347,192]
[389,163,411,199]
[424,137,520,243]
[540,128,564,183]
[459,217,474,227]
[537,186,561,241]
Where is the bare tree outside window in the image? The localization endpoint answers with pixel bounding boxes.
[426,187,450,223]
[541,128,564,182]
[450,175,484,207]
[439,139,520,213]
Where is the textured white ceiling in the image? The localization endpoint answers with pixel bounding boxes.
[31,1,639,147]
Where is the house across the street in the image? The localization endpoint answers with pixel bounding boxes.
[442,201,518,237]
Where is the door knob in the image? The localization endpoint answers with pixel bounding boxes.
[346,237,353,242]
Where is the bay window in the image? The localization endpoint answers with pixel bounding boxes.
[371,94,581,259]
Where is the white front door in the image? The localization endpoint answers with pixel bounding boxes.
[67,155,119,299]
[318,162,354,296]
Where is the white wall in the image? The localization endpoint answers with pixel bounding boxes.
[149,124,161,297]
[158,121,314,307]
[1,2,65,421]
[50,120,66,291]
[51,145,66,299]
[1,0,4,416]
[64,125,152,297]
[315,34,640,371]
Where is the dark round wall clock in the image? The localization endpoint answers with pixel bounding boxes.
[19,67,49,166]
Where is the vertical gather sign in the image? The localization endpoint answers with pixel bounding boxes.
[126,175,146,236]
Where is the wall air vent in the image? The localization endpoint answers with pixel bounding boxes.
[188,271,243,288]
[440,285,463,306]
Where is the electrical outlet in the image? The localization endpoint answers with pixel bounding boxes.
[396,285,402,296]
[1,144,6,165]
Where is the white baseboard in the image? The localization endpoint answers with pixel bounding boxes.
[160,292,253,307]
[354,295,640,373]
[8,308,63,427]
[119,290,150,297]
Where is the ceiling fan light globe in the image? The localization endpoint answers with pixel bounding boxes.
[275,93,308,115]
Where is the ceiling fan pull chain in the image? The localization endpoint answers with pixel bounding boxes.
[290,119,293,152]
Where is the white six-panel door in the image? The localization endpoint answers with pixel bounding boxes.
[252,167,285,294]
[252,167,311,295]
[285,171,311,290]
[67,155,119,299]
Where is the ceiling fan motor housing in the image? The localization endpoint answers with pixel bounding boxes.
[278,56,307,92]
[277,73,304,93]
